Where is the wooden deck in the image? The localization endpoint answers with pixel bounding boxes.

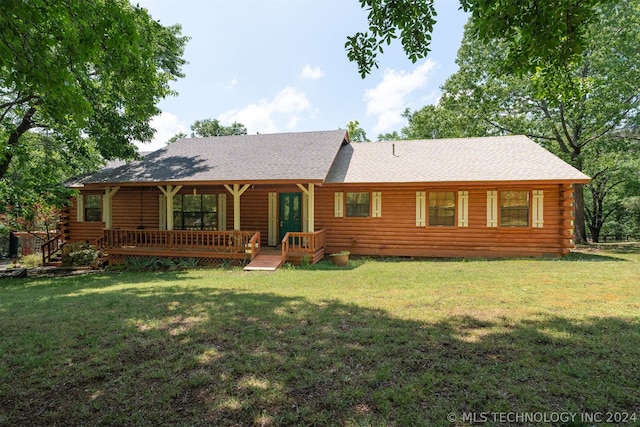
[99,229,326,267]
[101,229,261,266]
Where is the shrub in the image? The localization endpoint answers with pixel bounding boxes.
[62,242,103,268]
[64,249,98,267]
[117,256,199,272]
[175,258,199,269]
[300,254,311,267]
[19,253,43,268]
[61,241,88,256]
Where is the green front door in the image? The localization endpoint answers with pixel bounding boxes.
[279,192,302,242]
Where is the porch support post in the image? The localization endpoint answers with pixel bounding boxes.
[308,183,315,232]
[224,184,251,230]
[296,183,315,232]
[103,186,120,229]
[157,185,182,230]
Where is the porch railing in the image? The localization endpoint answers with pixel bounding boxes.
[41,235,65,266]
[281,229,326,263]
[95,235,106,250]
[104,229,261,259]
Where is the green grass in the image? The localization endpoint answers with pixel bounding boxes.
[1,247,640,426]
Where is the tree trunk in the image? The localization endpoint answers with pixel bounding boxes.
[0,135,16,180]
[573,183,588,244]
[0,105,37,180]
[8,232,19,259]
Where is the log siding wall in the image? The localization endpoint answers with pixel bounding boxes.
[66,182,575,257]
[64,190,108,244]
[315,183,574,258]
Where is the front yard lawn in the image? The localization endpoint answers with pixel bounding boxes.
[1,247,639,426]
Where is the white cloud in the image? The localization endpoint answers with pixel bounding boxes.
[219,87,312,134]
[365,59,437,133]
[299,65,324,80]
[136,111,188,152]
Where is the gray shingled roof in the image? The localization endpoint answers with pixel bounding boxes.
[72,133,589,187]
[75,130,349,186]
[325,135,590,183]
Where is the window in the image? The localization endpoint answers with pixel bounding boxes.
[173,194,217,230]
[345,192,370,217]
[428,191,455,226]
[84,195,102,222]
[500,191,529,227]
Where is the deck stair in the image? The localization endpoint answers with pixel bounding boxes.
[44,255,63,267]
[243,251,283,271]
[41,236,65,267]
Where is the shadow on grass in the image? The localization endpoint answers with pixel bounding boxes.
[289,255,478,271]
[560,251,628,262]
[286,259,365,271]
[296,252,630,269]
[0,269,199,293]
[1,285,639,426]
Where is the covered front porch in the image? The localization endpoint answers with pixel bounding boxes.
[94,182,326,267]
[64,129,351,268]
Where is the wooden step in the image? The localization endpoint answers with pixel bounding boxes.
[243,255,283,271]
[44,261,63,267]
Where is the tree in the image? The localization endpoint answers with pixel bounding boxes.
[0,203,61,241]
[166,119,248,144]
[401,1,640,243]
[583,152,639,242]
[190,119,247,138]
[166,132,188,145]
[621,196,640,238]
[0,132,103,236]
[346,120,370,142]
[347,0,608,78]
[0,0,188,182]
[398,106,496,140]
[376,131,401,141]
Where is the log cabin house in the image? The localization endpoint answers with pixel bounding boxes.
[59,130,590,267]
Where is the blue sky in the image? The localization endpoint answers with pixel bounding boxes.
[136,0,469,150]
